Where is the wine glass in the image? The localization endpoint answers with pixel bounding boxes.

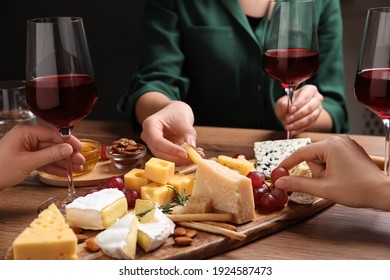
[263,0,319,139]
[354,7,390,175]
[26,17,98,213]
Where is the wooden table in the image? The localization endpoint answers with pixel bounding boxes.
[1,120,390,260]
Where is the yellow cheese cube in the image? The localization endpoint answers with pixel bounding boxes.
[144,157,175,184]
[168,173,195,196]
[124,168,150,193]
[13,204,77,260]
[141,182,174,206]
[217,155,256,175]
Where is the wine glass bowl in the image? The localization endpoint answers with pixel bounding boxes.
[354,7,390,175]
[26,17,98,213]
[263,0,319,139]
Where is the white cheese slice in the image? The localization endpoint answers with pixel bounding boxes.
[254,138,311,179]
[65,188,128,230]
[136,201,175,252]
[95,212,139,259]
[191,159,255,224]
[289,192,315,204]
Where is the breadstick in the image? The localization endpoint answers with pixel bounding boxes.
[166,213,234,222]
[178,221,246,240]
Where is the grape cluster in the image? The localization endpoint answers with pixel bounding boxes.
[85,176,140,209]
[247,167,289,212]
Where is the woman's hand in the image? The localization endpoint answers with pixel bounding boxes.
[275,135,390,211]
[275,84,327,135]
[0,125,85,190]
[140,101,204,165]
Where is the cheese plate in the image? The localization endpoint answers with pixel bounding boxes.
[6,197,332,260]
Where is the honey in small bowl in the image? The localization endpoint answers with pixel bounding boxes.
[74,139,101,176]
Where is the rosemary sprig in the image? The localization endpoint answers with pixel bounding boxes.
[160,186,190,214]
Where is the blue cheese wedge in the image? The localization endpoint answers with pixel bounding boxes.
[65,188,128,230]
[95,212,139,260]
[254,138,311,179]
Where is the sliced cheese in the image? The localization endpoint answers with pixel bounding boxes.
[171,196,212,214]
[135,200,175,252]
[192,159,255,224]
[217,155,255,175]
[66,188,128,230]
[95,212,139,259]
[13,203,77,260]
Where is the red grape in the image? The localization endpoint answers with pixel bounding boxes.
[100,145,110,160]
[101,176,124,191]
[247,171,265,188]
[253,186,269,206]
[260,193,278,212]
[232,153,246,159]
[271,188,289,207]
[124,190,140,208]
[270,167,289,185]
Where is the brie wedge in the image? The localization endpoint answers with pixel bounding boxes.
[135,199,175,252]
[95,212,139,260]
[66,188,128,230]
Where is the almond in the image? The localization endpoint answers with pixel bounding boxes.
[174,236,194,246]
[85,238,100,252]
[185,229,198,239]
[174,227,187,236]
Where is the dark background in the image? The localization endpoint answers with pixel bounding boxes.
[0,0,145,122]
[2,0,390,134]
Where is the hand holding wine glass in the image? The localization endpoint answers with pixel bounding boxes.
[263,0,319,139]
[354,7,390,175]
[26,17,98,213]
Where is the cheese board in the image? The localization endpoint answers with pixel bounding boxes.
[6,197,332,260]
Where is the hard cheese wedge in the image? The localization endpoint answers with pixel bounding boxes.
[12,203,77,260]
[192,159,255,224]
[95,212,139,260]
[66,188,128,230]
[135,199,175,252]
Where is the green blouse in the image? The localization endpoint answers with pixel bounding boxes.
[118,0,349,133]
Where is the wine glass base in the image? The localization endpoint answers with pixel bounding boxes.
[37,193,78,215]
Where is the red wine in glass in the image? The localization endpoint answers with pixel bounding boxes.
[26,74,97,129]
[263,0,319,139]
[354,69,390,119]
[263,48,319,89]
[26,17,97,213]
[354,7,390,175]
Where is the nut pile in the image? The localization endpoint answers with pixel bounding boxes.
[111,138,145,156]
[173,227,198,246]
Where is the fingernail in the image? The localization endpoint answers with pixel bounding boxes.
[290,105,297,112]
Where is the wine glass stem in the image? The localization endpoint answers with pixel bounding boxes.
[383,119,390,176]
[60,128,78,203]
[285,87,294,139]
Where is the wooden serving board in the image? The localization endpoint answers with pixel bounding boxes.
[6,197,333,260]
[38,160,130,187]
